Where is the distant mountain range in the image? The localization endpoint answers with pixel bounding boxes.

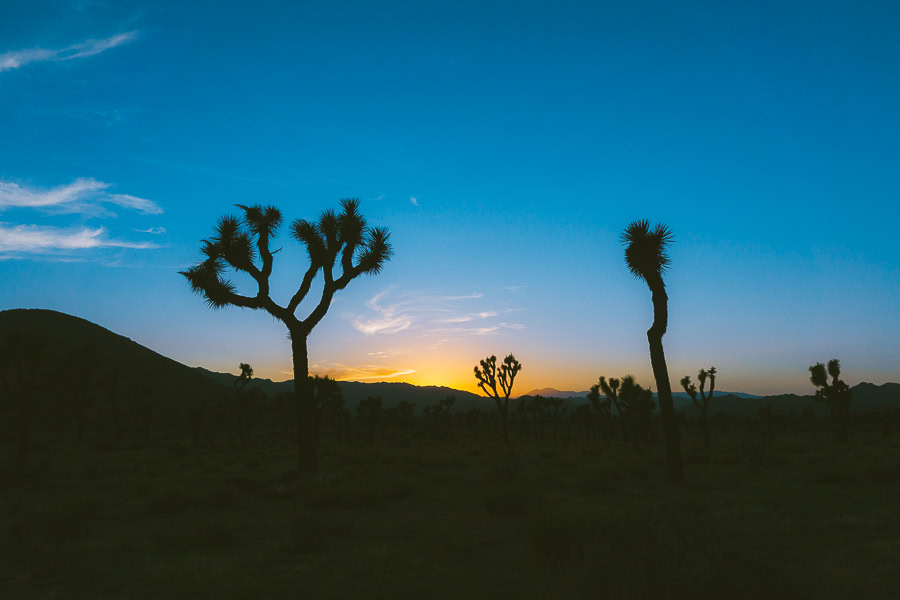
[520,387,762,400]
[2,309,898,417]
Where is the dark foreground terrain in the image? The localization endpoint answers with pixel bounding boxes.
[3,431,900,599]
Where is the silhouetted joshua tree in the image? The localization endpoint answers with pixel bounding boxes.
[587,382,612,444]
[181,199,392,473]
[311,375,342,444]
[232,363,253,448]
[356,395,383,442]
[809,359,852,442]
[474,354,522,445]
[622,220,683,482]
[597,376,624,443]
[680,366,716,449]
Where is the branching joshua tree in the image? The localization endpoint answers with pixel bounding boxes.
[474,354,522,445]
[597,376,624,443]
[181,199,392,473]
[622,220,683,482]
[681,366,716,449]
[809,359,852,442]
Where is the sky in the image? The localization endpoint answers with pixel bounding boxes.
[1,0,899,396]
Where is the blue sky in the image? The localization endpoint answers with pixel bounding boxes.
[1,0,898,395]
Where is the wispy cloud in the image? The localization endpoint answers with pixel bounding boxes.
[135,226,167,234]
[0,178,162,215]
[429,326,499,336]
[0,31,137,73]
[311,362,416,382]
[351,288,486,336]
[410,196,419,206]
[0,223,158,253]
[435,311,498,324]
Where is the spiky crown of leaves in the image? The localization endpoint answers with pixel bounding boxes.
[622,219,674,283]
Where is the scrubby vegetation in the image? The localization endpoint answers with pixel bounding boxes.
[3,426,900,598]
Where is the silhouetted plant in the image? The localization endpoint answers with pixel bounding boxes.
[586,383,611,444]
[680,366,716,449]
[356,395,383,442]
[809,359,852,442]
[423,395,454,438]
[310,375,342,444]
[474,354,522,445]
[622,220,683,482]
[232,363,253,448]
[597,376,625,444]
[180,199,392,473]
[619,375,655,450]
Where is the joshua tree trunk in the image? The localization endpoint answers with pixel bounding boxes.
[500,399,509,446]
[647,278,683,483]
[292,332,318,474]
[700,408,710,450]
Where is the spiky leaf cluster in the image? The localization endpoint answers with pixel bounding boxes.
[180,200,392,332]
[622,219,674,283]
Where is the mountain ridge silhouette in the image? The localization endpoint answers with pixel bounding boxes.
[2,309,897,416]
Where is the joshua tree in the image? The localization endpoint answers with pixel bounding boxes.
[311,375,342,444]
[622,220,683,482]
[597,376,624,443]
[618,374,655,450]
[680,366,716,449]
[181,199,392,473]
[809,359,852,442]
[474,354,522,445]
[587,382,612,444]
[356,395,383,442]
[232,363,253,448]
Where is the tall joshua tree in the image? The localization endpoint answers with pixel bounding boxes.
[680,366,716,449]
[181,199,392,473]
[622,220,683,482]
[474,354,522,445]
[809,359,851,442]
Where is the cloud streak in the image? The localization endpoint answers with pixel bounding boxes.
[0,31,137,72]
[311,363,416,382]
[350,288,523,343]
[352,288,486,336]
[0,178,162,215]
[0,223,158,253]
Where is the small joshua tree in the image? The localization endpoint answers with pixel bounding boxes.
[232,363,253,448]
[597,376,624,443]
[622,220,683,482]
[356,395,383,442]
[181,199,392,473]
[234,362,254,391]
[474,354,522,445]
[310,375,342,444]
[619,375,655,450]
[680,366,716,449]
[809,359,851,442]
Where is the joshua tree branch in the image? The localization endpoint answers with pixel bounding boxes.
[287,264,320,314]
